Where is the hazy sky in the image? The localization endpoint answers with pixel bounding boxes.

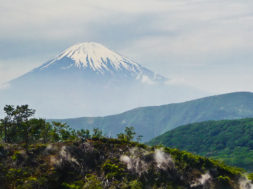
[1,0,253,94]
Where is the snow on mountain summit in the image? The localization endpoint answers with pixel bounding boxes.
[34,42,167,83]
[40,42,142,73]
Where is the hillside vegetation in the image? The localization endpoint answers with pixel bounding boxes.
[148,118,253,171]
[1,138,251,189]
[1,105,252,189]
[53,92,253,141]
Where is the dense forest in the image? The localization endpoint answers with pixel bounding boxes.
[0,105,252,189]
[148,118,253,171]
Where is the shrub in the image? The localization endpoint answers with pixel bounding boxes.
[217,175,231,185]
[248,173,253,182]
[102,160,125,180]
[83,174,103,189]
[128,180,142,189]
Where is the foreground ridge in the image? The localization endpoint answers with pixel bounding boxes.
[0,138,251,189]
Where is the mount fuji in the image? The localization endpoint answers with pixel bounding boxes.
[0,42,205,118]
[37,42,166,83]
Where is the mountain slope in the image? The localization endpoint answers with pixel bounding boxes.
[0,138,250,189]
[148,118,253,171]
[26,42,167,84]
[0,42,204,118]
[53,92,253,142]
[36,42,166,82]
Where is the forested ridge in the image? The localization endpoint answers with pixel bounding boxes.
[54,92,253,142]
[148,118,253,171]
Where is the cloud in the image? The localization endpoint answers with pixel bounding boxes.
[2,0,253,57]
[141,75,155,85]
[0,83,10,90]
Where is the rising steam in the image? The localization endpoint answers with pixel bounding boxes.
[154,149,174,170]
[120,147,175,175]
[190,172,211,188]
[239,177,253,189]
[120,148,149,175]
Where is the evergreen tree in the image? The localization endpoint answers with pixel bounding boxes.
[2,105,15,143]
[13,105,35,147]
[117,126,136,142]
[92,128,103,139]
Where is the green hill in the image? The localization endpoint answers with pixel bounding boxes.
[0,138,251,189]
[148,118,253,171]
[53,92,253,141]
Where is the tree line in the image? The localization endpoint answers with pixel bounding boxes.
[0,105,141,148]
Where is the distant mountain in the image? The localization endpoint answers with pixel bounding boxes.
[148,118,253,171]
[0,42,204,118]
[33,42,167,83]
[53,92,253,142]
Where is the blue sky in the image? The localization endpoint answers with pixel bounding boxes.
[0,0,253,94]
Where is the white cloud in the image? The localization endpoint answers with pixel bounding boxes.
[0,82,10,90]
[141,75,155,85]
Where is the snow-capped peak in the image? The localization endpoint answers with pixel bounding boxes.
[40,42,141,73]
[37,42,167,83]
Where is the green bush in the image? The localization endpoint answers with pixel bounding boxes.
[83,174,103,189]
[247,173,253,182]
[128,180,142,189]
[217,175,231,184]
[102,160,125,179]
